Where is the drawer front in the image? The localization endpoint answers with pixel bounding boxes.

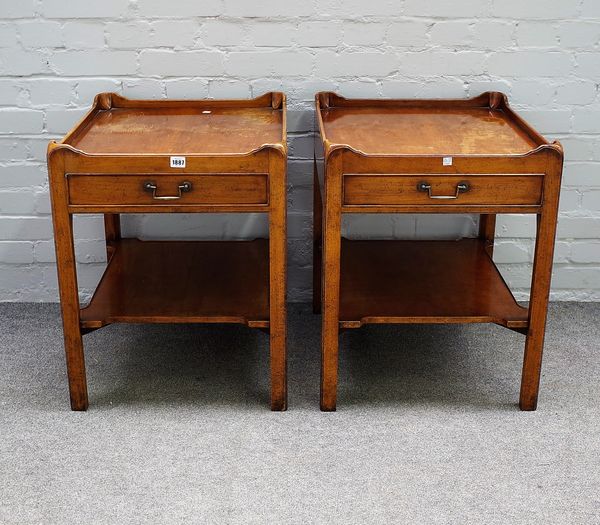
[343,174,543,207]
[68,174,268,206]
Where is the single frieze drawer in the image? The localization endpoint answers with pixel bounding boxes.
[343,174,544,207]
[68,173,269,206]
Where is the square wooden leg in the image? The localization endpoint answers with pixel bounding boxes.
[320,319,339,411]
[519,159,562,411]
[269,150,287,411]
[48,149,89,411]
[519,214,557,411]
[320,153,342,411]
[62,329,88,411]
[313,156,323,314]
[269,325,286,411]
[103,213,121,261]
[479,214,496,257]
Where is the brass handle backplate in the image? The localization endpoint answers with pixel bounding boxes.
[417,181,470,199]
[143,181,192,200]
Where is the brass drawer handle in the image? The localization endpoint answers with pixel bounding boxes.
[143,181,192,200]
[417,181,470,199]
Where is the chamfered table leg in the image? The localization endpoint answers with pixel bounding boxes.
[48,148,89,411]
[320,153,342,411]
[269,150,287,411]
[520,154,562,411]
[313,155,323,314]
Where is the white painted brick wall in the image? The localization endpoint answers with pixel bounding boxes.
[0,0,599,303]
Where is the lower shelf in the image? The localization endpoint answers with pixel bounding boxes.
[339,238,529,329]
[80,239,269,329]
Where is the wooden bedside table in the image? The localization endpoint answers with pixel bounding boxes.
[314,91,563,411]
[48,92,287,411]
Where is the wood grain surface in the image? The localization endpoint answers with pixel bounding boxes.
[339,239,528,329]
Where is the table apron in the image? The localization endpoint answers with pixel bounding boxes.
[60,151,271,174]
[67,204,271,214]
[341,153,550,174]
[341,205,541,214]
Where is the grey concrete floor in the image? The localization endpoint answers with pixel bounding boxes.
[0,302,599,524]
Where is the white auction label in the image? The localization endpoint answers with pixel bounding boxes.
[170,156,186,168]
[443,156,453,166]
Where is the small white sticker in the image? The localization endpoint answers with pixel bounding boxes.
[170,156,186,168]
[443,156,453,166]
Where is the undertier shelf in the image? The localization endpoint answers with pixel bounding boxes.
[339,238,529,329]
[80,239,269,329]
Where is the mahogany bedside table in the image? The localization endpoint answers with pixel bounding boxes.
[48,92,287,411]
[314,91,563,411]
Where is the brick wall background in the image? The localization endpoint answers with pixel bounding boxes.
[1,0,599,302]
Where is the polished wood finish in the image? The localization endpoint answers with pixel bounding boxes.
[519,163,562,411]
[319,92,541,156]
[80,239,269,329]
[479,214,496,257]
[342,174,543,207]
[68,173,269,206]
[320,151,343,412]
[267,149,288,410]
[313,155,323,314]
[66,93,283,155]
[340,239,528,329]
[103,213,121,261]
[48,150,88,411]
[48,92,287,411]
[315,91,563,411]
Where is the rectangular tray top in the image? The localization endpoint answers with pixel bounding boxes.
[317,92,549,156]
[63,92,285,156]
